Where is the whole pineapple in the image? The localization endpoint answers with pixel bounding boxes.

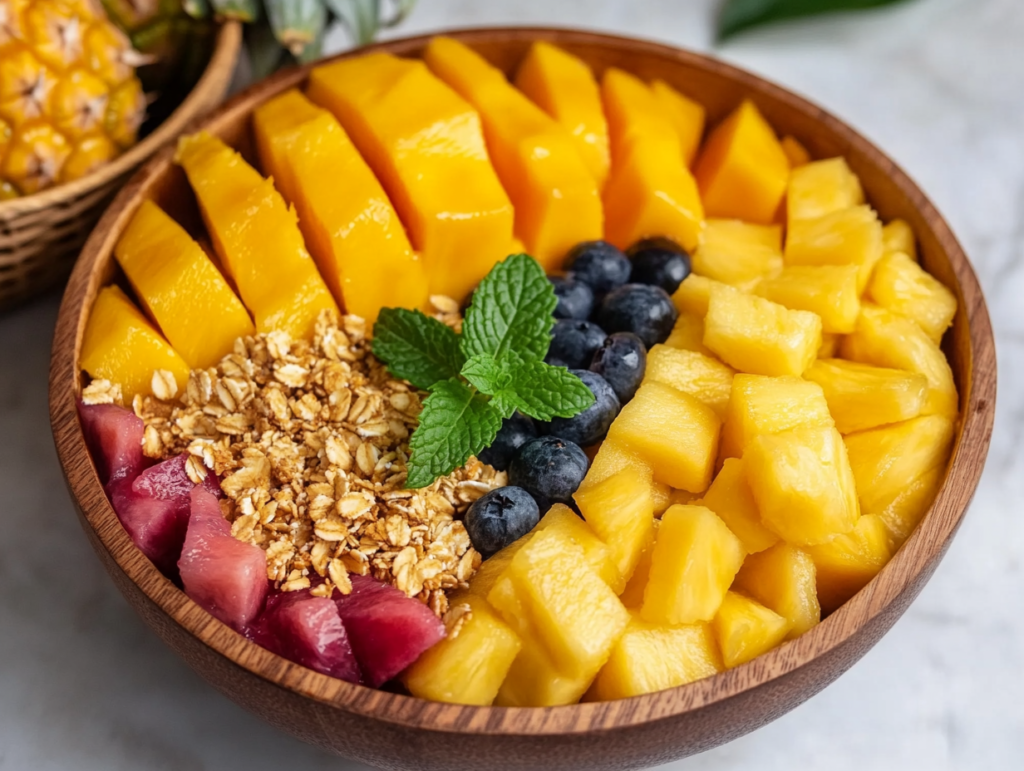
[0,0,147,198]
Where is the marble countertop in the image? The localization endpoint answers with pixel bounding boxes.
[2,0,1022,768]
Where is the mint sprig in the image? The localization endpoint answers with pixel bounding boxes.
[372,254,596,489]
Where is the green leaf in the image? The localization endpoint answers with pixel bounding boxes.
[461,353,513,395]
[717,0,912,41]
[266,0,327,58]
[502,360,596,422]
[461,253,557,364]
[372,308,465,390]
[406,379,502,489]
[326,0,381,46]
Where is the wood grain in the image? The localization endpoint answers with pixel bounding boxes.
[48,28,996,771]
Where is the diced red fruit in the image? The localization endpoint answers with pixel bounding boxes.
[108,477,190,578]
[333,575,446,687]
[77,401,148,486]
[249,590,361,683]
[132,452,222,501]
[178,487,269,630]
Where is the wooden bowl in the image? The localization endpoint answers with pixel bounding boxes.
[0,21,242,313]
[48,27,996,771]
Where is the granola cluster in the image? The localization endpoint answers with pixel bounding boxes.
[128,304,505,616]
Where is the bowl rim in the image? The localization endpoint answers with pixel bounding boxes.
[49,25,996,737]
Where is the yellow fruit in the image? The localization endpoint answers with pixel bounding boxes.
[494,639,592,707]
[578,438,671,513]
[535,504,620,592]
[875,465,944,546]
[59,132,115,182]
[403,594,521,706]
[785,157,864,224]
[701,458,778,554]
[650,79,705,167]
[643,344,735,420]
[618,519,659,609]
[671,273,734,318]
[755,264,860,335]
[818,332,841,358]
[464,534,531,599]
[780,135,811,168]
[80,285,190,403]
[744,425,860,546]
[1,120,70,193]
[641,504,744,625]
[587,617,722,700]
[867,251,957,344]
[784,205,884,293]
[806,514,893,613]
[424,37,602,270]
[606,381,721,493]
[114,199,255,370]
[804,358,927,434]
[694,99,790,225]
[733,542,820,638]
[514,41,610,187]
[712,591,791,668]
[882,218,916,260]
[664,311,715,356]
[693,219,783,290]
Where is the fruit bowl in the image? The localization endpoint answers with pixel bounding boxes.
[49,27,995,771]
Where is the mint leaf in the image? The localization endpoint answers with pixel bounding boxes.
[461,253,557,363]
[503,360,596,421]
[406,378,502,489]
[461,353,513,395]
[372,308,465,390]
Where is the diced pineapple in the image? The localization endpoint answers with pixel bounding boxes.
[535,504,619,591]
[692,219,783,290]
[785,157,864,224]
[882,218,916,260]
[403,594,521,705]
[641,505,744,625]
[806,514,893,614]
[867,251,957,344]
[744,425,860,546]
[575,468,656,592]
[578,439,671,513]
[487,528,629,679]
[780,135,811,168]
[784,205,883,293]
[712,591,791,668]
[720,374,833,460]
[840,304,958,418]
[464,534,532,599]
[495,639,593,707]
[733,542,820,638]
[650,79,706,167]
[704,288,822,377]
[804,358,927,434]
[606,381,721,493]
[818,333,841,358]
[875,465,944,546]
[663,311,715,356]
[755,264,860,334]
[671,273,734,317]
[644,344,735,420]
[702,458,778,554]
[586,617,722,700]
[619,519,658,609]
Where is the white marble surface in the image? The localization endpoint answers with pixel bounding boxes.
[2,0,1022,768]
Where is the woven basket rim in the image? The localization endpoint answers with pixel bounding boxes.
[0,20,242,219]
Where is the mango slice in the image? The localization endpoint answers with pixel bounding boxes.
[780,135,811,168]
[755,264,861,335]
[867,251,957,344]
[806,514,893,613]
[650,79,706,167]
[701,458,778,555]
[712,591,791,668]
[733,542,820,639]
[804,359,928,435]
[643,344,735,420]
[693,219,783,291]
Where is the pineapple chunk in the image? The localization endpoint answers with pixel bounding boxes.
[574,468,656,591]
[780,135,811,168]
[664,311,715,356]
[644,344,735,420]
[587,617,722,700]
[495,639,593,707]
[882,218,917,260]
[720,374,833,461]
[755,264,860,335]
[487,528,629,679]
[733,542,820,638]
[804,358,927,434]
[840,304,958,418]
[785,157,864,224]
[876,466,944,546]
[806,514,893,613]
[818,333,841,359]
[704,288,822,377]
[843,415,955,519]
[712,591,791,668]
[403,594,521,705]
[619,519,659,609]
[606,381,721,493]
[650,79,706,167]
[692,219,783,290]
[671,273,734,317]
[702,458,778,554]
[641,505,744,625]
[536,504,620,592]
[867,251,957,344]
[744,425,860,546]
[464,534,532,599]
[694,99,790,225]
[784,205,883,293]
[578,439,671,513]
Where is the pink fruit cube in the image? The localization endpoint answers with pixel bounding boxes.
[77,402,147,486]
[178,487,268,630]
[333,575,446,687]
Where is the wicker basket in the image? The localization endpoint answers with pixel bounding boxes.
[0,21,242,313]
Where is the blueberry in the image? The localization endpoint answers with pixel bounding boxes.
[565,240,631,295]
[477,413,537,472]
[627,238,691,295]
[595,283,678,348]
[590,332,647,404]
[464,486,540,557]
[545,370,620,448]
[508,436,590,510]
[549,274,595,320]
[546,319,607,370]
